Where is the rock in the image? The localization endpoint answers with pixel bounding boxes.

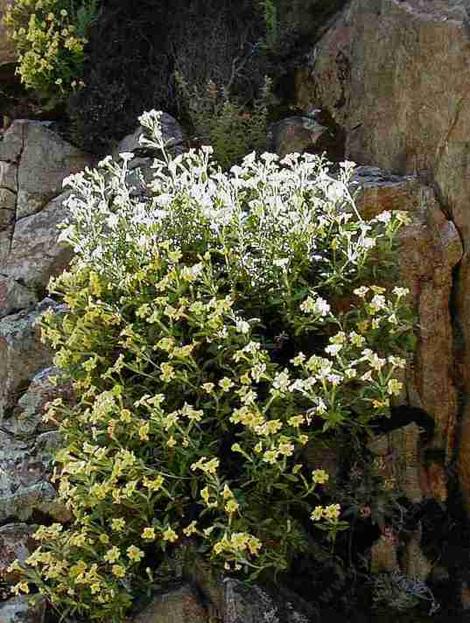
[0,429,64,523]
[3,193,73,291]
[368,423,423,503]
[116,112,185,157]
[269,114,327,158]
[371,534,399,574]
[114,113,185,195]
[0,161,18,194]
[0,301,54,420]
[132,585,208,623]
[0,523,35,583]
[222,579,310,623]
[0,277,36,320]
[133,578,313,623]
[355,167,462,456]
[11,367,67,437]
[402,525,431,582]
[0,188,15,229]
[295,0,470,507]
[0,596,45,623]
[0,121,91,220]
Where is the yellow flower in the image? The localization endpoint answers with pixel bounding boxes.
[288,415,304,427]
[324,503,341,522]
[387,378,403,396]
[138,421,150,441]
[111,518,125,532]
[202,382,215,394]
[225,498,239,514]
[262,449,278,464]
[160,362,175,382]
[191,457,219,475]
[219,377,234,392]
[278,441,294,457]
[127,545,144,562]
[143,475,164,492]
[12,581,29,595]
[120,409,132,423]
[162,527,178,543]
[311,506,324,521]
[183,521,198,537]
[111,564,126,578]
[312,469,329,485]
[142,527,156,541]
[166,435,177,448]
[104,546,120,563]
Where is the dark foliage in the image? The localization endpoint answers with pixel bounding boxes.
[68,0,264,153]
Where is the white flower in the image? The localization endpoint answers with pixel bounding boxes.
[273,258,289,268]
[360,237,376,249]
[376,211,392,223]
[354,286,369,298]
[370,294,386,312]
[326,373,342,385]
[300,295,330,317]
[235,319,250,334]
[272,370,290,392]
[392,286,409,297]
[325,344,342,356]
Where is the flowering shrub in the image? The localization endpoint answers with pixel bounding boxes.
[13,111,414,621]
[5,0,99,99]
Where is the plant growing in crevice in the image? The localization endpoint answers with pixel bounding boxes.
[11,111,414,622]
[175,73,274,169]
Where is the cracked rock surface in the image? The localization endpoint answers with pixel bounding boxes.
[0,122,92,620]
[297,0,470,507]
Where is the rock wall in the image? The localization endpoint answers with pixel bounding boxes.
[0,121,92,621]
[296,0,470,505]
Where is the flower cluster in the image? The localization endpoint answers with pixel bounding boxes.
[5,0,98,98]
[14,111,415,622]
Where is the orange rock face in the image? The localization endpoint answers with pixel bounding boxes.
[298,0,470,509]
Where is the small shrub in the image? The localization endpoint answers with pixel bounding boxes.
[13,111,414,621]
[5,0,99,100]
[175,73,273,169]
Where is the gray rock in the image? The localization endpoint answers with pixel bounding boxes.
[0,161,18,193]
[0,301,54,420]
[12,367,65,436]
[0,427,63,523]
[222,579,310,623]
[269,114,327,158]
[15,121,91,219]
[0,277,36,321]
[132,585,208,623]
[4,193,73,290]
[116,112,185,157]
[0,523,35,583]
[132,581,312,623]
[0,596,45,623]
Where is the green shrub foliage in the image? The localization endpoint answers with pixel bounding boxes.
[175,74,273,169]
[13,112,414,621]
[6,0,99,100]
